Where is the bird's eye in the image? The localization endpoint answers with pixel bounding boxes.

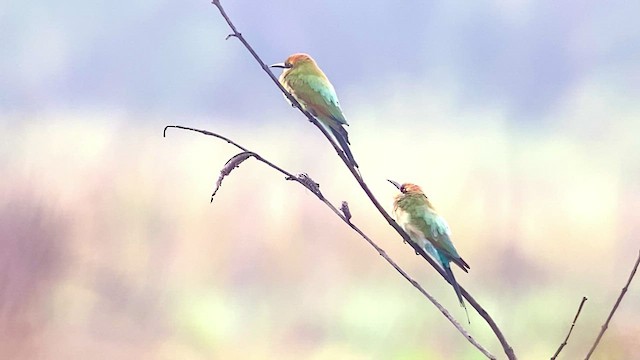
[284,62,293,68]
[400,185,405,193]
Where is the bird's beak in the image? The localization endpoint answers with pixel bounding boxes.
[387,179,401,190]
[269,62,292,69]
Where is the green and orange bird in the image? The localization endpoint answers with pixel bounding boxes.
[388,180,470,318]
[270,53,358,167]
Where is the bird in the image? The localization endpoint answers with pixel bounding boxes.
[388,180,470,319]
[270,53,358,167]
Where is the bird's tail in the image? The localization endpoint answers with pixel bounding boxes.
[329,126,359,168]
[442,256,470,324]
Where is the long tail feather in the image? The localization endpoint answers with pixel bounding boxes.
[443,260,470,324]
[452,256,470,272]
[329,126,358,168]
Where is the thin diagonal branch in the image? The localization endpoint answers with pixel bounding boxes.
[551,296,588,360]
[207,3,517,359]
[206,2,517,358]
[585,250,640,359]
[209,0,355,170]
[164,125,497,359]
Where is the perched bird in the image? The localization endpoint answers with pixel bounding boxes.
[388,180,470,317]
[270,53,358,167]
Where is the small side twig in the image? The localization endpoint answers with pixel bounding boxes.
[340,201,352,223]
[584,249,640,359]
[165,125,497,360]
[550,296,588,360]
[225,33,240,40]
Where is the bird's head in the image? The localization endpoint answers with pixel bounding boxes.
[270,53,316,71]
[388,180,425,195]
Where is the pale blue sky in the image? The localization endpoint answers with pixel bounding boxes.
[1,0,639,123]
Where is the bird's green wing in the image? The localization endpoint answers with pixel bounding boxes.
[420,209,470,271]
[294,74,348,125]
[420,209,461,259]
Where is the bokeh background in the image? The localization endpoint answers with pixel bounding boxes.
[1,0,639,359]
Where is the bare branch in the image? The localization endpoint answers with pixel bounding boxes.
[164,125,249,152]
[164,126,497,359]
[205,2,517,358]
[585,250,640,359]
[551,296,588,359]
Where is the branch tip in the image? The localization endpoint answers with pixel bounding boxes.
[550,296,588,360]
[585,250,640,359]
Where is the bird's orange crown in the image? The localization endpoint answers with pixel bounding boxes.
[399,183,424,194]
[284,53,315,68]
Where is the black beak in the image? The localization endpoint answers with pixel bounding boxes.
[387,179,401,190]
[269,62,291,69]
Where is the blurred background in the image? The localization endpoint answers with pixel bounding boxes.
[1,0,639,359]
